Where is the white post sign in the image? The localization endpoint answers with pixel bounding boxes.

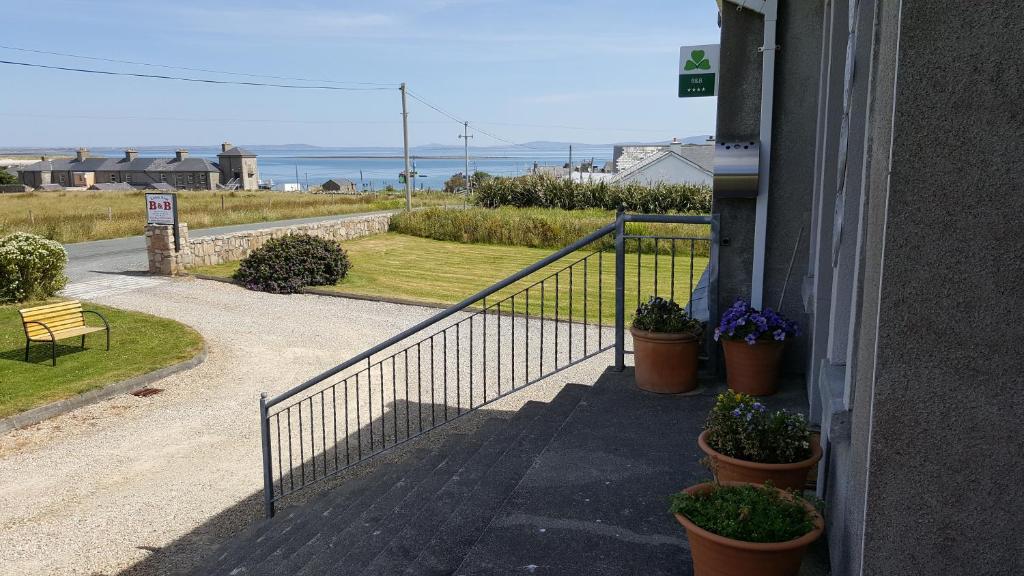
[145,193,176,225]
[146,192,180,251]
[678,44,720,98]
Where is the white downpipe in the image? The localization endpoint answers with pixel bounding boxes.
[725,0,778,310]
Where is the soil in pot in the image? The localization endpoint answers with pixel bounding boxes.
[673,482,823,576]
[631,327,700,393]
[698,430,822,491]
[722,339,784,395]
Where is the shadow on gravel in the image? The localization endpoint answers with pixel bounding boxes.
[114,397,503,576]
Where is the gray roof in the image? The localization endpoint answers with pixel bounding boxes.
[218,146,256,157]
[37,183,64,191]
[89,182,136,191]
[323,178,356,186]
[146,182,177,191]
[676,145,715,172]
[19,155,220,173]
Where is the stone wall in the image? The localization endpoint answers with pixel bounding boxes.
[146,214,390,275]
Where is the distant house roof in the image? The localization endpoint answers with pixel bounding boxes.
[675,145,715,173]
[322,178,356,190]
[37,183,64,191]
[19,155,221,173]
[146,182,177,191]
[89,182,135,191]
[218,146,256,157]
[610,145,713,185]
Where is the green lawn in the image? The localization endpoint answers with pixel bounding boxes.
[194,233,709,325]
[0,302,204,418]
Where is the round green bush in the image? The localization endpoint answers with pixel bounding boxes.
[233,234,351,294]
[0,232,68,303]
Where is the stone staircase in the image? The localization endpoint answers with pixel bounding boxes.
[200,384,590,576]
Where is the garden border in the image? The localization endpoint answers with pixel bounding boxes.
[0,344,208,434]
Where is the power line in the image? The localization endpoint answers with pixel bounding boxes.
[0,59,395,91]
[406,90,542,150]
[0,112,455,126]
[0,44,395,87]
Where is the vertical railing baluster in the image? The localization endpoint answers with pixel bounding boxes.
[392,357,398,444]
[443,329,448,421]
[555,272,560,369]
[583,257,588,356]
[430,335,436,426]
[378,362,385,448]
[482,297,487,403]
[671,240,677,302]
[276,413,284,495]
[636,238,641,309]
[497,301,502,396]
[355,372,362,460]
[690,238,696,305]
[309,397,316,481]
[287,406,294,491]
[540,281,545,376]
[511,295,516,389]
[344,378,350,465]
[366,359,374,452]
[599,249,603,349]
[332,387,338,471]
[654,238,659,298]
[320,391,327,476]
[525,288,530,384]
[298,400,305,486]
[456,322,462,414]
[404,349,410,440]
[417,343,423,432]
[469,316,474,410]
[569,265,573,363]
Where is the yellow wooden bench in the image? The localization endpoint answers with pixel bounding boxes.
[19,301,110,366]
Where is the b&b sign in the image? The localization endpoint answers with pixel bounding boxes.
[678,44,720,98]
[145,193,177,225]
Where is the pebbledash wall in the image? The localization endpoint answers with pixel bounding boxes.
[145,214,391,275]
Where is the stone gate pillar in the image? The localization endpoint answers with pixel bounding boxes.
[145,223,189,275]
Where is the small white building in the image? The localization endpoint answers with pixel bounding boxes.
[272,182,302,192]
[610,141,713,186]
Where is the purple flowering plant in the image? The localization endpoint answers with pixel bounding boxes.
[713,298,800,345]
[704,391,812,464]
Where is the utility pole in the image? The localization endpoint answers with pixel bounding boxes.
[304,172,309,191]
[295,164,300,190]
[458,121,473,207]
[400,82,412,210]
[568,145,573,183]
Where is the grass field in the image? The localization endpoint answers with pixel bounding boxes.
[194,233,710,325]
[0,301,204,418]
[0,189,456,244]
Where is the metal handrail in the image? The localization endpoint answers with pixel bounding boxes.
[258,209,719,517]
[265,220,617,408]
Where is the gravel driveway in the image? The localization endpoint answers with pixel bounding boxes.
[0,278,615,576]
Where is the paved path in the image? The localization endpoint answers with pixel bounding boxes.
[62,209,400,285]
[0,278,613,576]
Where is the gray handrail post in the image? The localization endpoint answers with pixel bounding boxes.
[614,206,626,371]
[260,392,275,518]
[707,213,722,376]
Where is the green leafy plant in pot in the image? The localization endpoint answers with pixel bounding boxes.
[698,391,820,490]
[714,298,800,395]
[670,481,823,576]
[630,296,703,393]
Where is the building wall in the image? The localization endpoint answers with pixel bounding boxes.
[217,156,259,190]
[718,1,1024,574]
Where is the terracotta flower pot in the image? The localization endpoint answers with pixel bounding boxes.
[721,338,784,395]
[698,430,822,491]
[674,482,824,576]
[630,327,700,394]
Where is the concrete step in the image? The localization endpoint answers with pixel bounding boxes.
[399,384,589,576]
[349,401,551,576]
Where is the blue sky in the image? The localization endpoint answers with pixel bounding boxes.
[1,0,720,148]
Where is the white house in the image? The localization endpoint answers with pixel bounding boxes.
[610,141,713,186]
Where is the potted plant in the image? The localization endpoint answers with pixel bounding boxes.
[670,481,823,576]
[630,296,703,393]
[698,391,821,490]
[714,299,800,395]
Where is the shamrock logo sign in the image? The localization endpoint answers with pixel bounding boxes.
[684,50,711,71]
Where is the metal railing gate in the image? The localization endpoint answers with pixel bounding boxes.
[259,210,719,517]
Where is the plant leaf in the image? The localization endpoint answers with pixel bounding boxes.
[691,50,705,62]
[684,61,697,71]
